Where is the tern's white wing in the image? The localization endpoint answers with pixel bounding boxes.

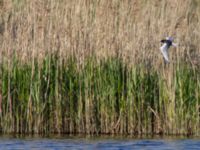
[166,37,174,42]
[160,43,169,63]
[172,42,178,47]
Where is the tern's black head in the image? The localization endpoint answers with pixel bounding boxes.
[161,39,166,43]
[160,39,172,47]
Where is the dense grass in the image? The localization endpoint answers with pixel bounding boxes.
[1,55,199,135]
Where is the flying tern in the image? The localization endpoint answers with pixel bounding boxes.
[160,37,177,63]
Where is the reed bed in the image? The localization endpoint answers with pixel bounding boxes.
[0,0,200,135]
[1,55,200,135]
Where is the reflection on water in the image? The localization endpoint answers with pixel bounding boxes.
[0,135,199,150]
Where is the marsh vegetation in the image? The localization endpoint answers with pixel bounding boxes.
[0,0,200,135]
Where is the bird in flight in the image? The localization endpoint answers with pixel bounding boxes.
[160,37,177,63]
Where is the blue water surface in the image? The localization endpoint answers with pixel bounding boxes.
[0,135,199,150]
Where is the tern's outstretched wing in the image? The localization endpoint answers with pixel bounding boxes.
[160,43,169,63]
[166,37,174,42]
[172,42,178,47]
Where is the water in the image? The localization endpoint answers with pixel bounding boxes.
[0,135,199,150]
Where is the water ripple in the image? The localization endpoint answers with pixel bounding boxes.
[0,137,199,150]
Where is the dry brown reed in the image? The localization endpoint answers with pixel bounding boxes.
[0,0,199,65]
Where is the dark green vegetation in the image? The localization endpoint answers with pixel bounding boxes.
[1,55,199,135]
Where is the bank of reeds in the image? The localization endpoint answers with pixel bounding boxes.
[0,0,200,135]
[0,55,199,135]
